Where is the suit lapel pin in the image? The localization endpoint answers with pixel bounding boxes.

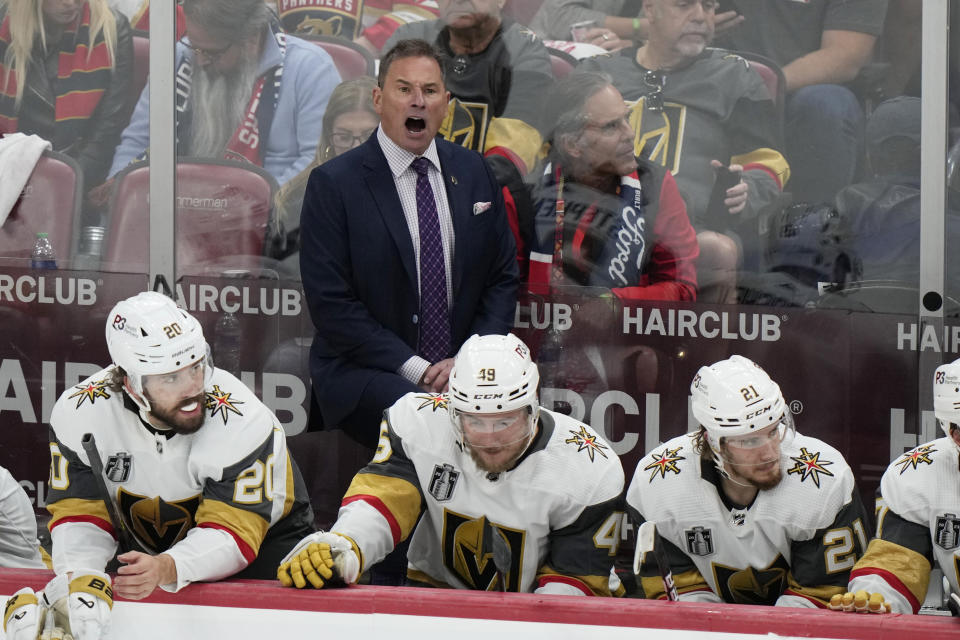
[450,175,458,185]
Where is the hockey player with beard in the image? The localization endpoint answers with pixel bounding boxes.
[277,333,625,595]
[829,357,960,615]
[4,291,313,640]
[626,355,869,607]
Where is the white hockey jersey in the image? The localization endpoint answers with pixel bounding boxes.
[47,366,313,591]
[626,432,868,607]
[331,392,625,595]
[0,465,45,568]
[848,436,960,614]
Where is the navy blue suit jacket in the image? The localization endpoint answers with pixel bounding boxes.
[300,134,519,427]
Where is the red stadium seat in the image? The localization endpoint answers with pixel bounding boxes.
[547,48,578,79]
[101,158,279,275]
[0,150,82,264]
[731,50,785,138]
[300,34,375,80]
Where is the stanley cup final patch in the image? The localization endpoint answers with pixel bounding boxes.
[105,452,132,483]
[429,464,460,502]
[936,513,960,550]
[685,526,714,556]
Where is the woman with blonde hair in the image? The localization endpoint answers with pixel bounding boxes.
[0,0,133,187]
[271,75,378,273]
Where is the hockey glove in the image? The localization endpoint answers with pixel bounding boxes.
[3,588,40,640]
[36,571,113,640]
[277,532,359,589]
[828,590,892,613]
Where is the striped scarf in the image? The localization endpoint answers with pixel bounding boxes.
[0,4,112,146]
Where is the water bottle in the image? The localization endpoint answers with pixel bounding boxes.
[30,232,57,270]
[214,309,242,378]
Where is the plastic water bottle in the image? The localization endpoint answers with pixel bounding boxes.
[214,310,242,378]
[30,232,57,269]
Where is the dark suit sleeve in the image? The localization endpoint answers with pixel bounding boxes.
[465,157,519,337]
[299,165,419,372]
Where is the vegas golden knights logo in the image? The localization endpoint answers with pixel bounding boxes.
[712,555,789,605]
[118,489,201,554]
[442,510,525,591]
[628,101,686,176]
[936,513,960,550]
[439,99,490,153]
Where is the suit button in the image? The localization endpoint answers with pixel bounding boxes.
[412,314,419,324]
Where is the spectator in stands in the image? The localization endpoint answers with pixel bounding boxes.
[298,38,516,450]
[713,0,888,205]
[0,0,133,189]
[354,0,439,56]
[836,96,960,306]
[529,0,742,51]
[271,75,379,273]
[106,0,340,187]
[383,0,554,180]
[519,70,698,302]
[277,333,625,595]
[583,0,788,304]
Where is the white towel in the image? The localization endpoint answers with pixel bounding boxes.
[0,133,53,227]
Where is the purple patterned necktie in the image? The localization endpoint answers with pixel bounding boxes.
[411,157,450,362]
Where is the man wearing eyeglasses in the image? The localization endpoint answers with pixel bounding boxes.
[583,0,789,304]
[107,0,341,186]
[626,354,869,606]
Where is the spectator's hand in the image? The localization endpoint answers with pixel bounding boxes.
[580,27,630,51]
[711,160,748,214]
[828,590,892,613]
[421,358,455,393]
[86,178,116,208]
[114,551,176,600]
[715,10,744,35]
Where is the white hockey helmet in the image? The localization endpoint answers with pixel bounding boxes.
[105,292,211,410]
[691,355,793,464]
[933,357,960,440]
[448,333,540,435]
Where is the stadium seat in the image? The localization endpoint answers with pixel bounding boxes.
[301,34,375,80]
[547,48,578,79]
[101,158,279,275]
[129,31,150,119]
[731,50,785,138]
[0,150,82,264]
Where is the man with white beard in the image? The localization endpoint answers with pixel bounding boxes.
[108,0,340,186]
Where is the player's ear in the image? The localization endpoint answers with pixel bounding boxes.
[951,424,960,448]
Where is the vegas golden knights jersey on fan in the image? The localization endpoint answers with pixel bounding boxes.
[626,432,868,607]
[848,437,960,614]
[582,48,790,225]
[46,366,313,591]
[332,392,625,595]
[384,19,552,172]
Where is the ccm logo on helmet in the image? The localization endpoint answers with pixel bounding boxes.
[112,314,126,330]
[744,406,772,420]
[473,393,503,400]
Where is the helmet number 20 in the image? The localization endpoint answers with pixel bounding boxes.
[163,323,182,339]
[478,368,496,381]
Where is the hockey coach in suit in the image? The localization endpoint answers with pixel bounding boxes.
[299,38,518,450]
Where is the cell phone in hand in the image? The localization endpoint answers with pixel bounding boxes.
[570,19,597,42]
[703,164,741,231]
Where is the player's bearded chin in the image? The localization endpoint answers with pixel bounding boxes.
[148,392,207,434]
